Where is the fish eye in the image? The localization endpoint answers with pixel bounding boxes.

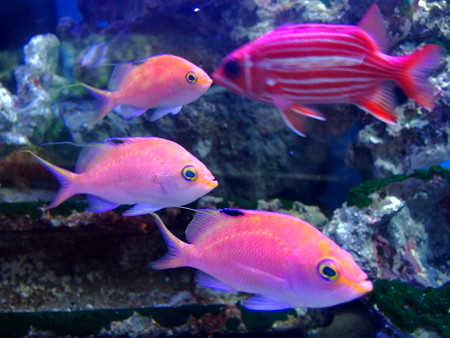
[185,71,198,84]
[223,58,241,79]
[181,165,197,181]
[317,259,339,282]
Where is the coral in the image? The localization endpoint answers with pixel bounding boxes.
[370,279,450,337]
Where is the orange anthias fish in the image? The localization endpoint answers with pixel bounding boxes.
[212,4,443,136]
[25,137,218,216]
[150,209,372,310]
[83,54,213,121]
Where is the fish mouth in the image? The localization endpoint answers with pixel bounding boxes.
[199,77,213,85]
[198,177,218,188]
[355,279,373,294]
[207,179,219,188]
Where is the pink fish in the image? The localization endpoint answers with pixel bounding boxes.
[150,209,372,310]
[83,54,213,121]
[26,137,218,216]
[212,4,443,136]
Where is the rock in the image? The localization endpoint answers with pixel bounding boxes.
[324,174,450,288]
[346,1,450,178]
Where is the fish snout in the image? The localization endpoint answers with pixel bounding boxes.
[198,76,213,87]
[197,173,218,188]
[208,178,219,188]
[353,271,373,294]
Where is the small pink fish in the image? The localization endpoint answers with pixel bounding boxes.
[26,137,218,216]
[150,209,372,310]
[212,4,443,136]
[83,54,213,121]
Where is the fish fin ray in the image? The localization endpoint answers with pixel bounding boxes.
[356,82,398,125]
[122,203,161,216]
[81,83,114,121]
[108,63,134,91]
[279,108,309,137]
[196,272,236,292]
[357,4,389,52]
[148,106,183,122]
[103,137,152,145]
[24,151,76,209]
[86,195,118,212]
[243,296,292,311]
[185,209,232,244]
[290,105,326,121]
[149,213,187,270]
[115,105,148,118]
[399,44,443,108]
[75,142,115,173]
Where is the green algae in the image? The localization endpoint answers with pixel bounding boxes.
[370,279,450,337]
[347,165,450,208]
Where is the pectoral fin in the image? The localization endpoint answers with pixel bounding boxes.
[279,108,308,137]
[148,106,183,121]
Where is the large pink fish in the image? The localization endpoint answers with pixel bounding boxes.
[26,137,218,216]
[212,4,443,136]
[83,54,213,121]
[150,209,372,310]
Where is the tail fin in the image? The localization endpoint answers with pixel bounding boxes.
[148,213,188,270]
[81,83,114,121]
[399,44,443,108]
[24,151,77,209]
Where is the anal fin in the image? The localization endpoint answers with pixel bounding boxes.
[355,82,399,125]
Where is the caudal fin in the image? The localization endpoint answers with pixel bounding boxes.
[24,151,77,209]
[399,44,443,108]
[148,213,188,270]
[81,83,114,121]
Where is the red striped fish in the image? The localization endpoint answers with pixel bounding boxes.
[212,4,443,136]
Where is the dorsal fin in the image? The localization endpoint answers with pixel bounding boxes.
[108,63,135,91]
[75,142,115,173]
[357,3,389,53]
[186,209,246,244]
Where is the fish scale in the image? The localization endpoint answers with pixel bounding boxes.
[212,3,443,136]
[26,137,218,216]
[150,209,373,310]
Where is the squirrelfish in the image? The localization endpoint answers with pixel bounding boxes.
[212,4,443,136]
[150,209,372,310]
[26,137,218,216]
[83,54,212,121]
